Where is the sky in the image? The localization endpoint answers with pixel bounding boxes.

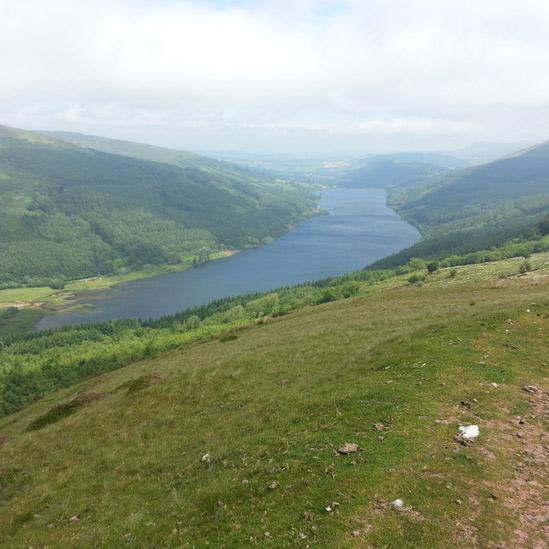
[1,0,549,155]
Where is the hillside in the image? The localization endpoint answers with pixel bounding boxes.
[0,252,547,547]
[0,125,316,288]
[389,141,549,236]
[43,131,256,178]
[339,152,467,189]
[447,140,537,165]
[341,158,449,189]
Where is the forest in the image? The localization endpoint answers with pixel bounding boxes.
[0,126,316,289]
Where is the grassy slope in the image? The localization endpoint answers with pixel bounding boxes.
[1,254,547,547]
[389,141,549,236]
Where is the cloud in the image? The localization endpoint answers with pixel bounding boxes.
[0,0,548,153]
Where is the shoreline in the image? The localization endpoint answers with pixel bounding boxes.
[0,202,325,326]
[0,250,241,329]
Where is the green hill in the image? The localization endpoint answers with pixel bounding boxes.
[390,141,549,235]
[339,152,468,189]
[341,158,449,189]
[0,125,315,288]
[0,252,547,547]
[41,131,202,167]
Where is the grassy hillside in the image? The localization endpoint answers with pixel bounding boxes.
[0,252,547,547]
[389,141,549,236]
[1,227,548,416]
[371,215,549,269]
[0,125,316,289]
[44,131,263,179]
[42,131,202,167]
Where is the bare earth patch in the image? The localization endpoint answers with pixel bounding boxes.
[501,386,548,548]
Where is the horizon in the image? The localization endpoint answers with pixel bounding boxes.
[1,121,540,161]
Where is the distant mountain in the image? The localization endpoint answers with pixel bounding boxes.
[42,131,201,166]
[42,131,257,178]
[447,140,537,165]
[360,152,468,169]
[0,125,315,287]
[339,152,467,189]
[391,140,549,235]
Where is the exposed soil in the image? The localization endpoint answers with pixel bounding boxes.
[501,386,548,548]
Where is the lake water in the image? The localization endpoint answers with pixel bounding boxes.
[37,188,420,330]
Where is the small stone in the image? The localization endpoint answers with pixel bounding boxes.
[325,501,339,512]
[351,530,361,537]
[201,452,211,463]
[374,422,385,431]
[69,515,80,523]
[458,424,479,440]
[456,499,462,505]
[337,442,362,455]
[269,480,279,489]
[391,499,405,510]
[516,432,526,439]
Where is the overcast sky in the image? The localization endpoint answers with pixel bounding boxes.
[1,0,549,155]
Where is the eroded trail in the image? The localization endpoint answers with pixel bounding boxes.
[502,386,548,548]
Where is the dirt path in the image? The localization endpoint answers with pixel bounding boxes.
[501,385,548,548]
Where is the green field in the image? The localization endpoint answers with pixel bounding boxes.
[1,253,547,547]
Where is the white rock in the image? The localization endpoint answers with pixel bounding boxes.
[201,452,211,463]
[391,499,404,510]
[458,425,479,440]
[490,382,498,387]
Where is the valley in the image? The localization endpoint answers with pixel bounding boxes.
[3,4,548,547]
[35,187,420,330]
[0,125,547,548]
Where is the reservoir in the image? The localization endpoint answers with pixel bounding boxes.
[37,188,420,329]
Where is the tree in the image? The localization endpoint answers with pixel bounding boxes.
[409,258,426,271]
[426,261,439,274]
[538,216,549,236]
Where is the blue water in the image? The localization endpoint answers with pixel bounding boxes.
[37,188,420,329]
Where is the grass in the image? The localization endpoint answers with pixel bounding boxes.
[0,256,547,546]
